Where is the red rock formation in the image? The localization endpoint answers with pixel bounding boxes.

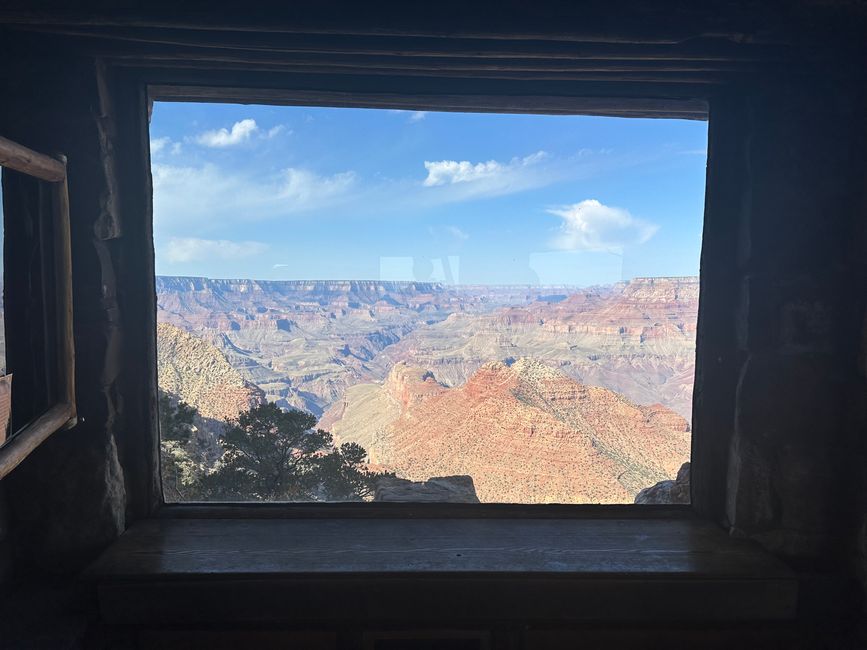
[325,358,691,504]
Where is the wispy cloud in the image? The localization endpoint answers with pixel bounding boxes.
[423,152,546,187]
[446,226,469,241]
[416,151,558,202]
[547,199,658,253]
[150,137,170,155]
[195,119,259,147]
[150,137,182,156]
[389,109,428,123]
[267,125,289,139]
[280,168,356,205]
[152,163,357,232]
[164,237,268,263]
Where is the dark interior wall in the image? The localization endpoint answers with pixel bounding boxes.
[715,80,866,557]
[0,55,156,576]
[694,79,867,620]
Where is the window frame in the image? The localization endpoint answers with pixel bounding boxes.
[0,135,77,479]
[139,82,715,519]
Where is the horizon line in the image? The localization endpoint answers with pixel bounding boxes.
[154,274,700,287]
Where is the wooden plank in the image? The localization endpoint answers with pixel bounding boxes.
[0,135,66,182]
[148,86,709,120]
[125,60,724,85]
[99,47,749,74]
[8,26,790,63]
[86,518,797,625]
[0,402,76,479]
[87,518,793,578]
[0,8,750,45]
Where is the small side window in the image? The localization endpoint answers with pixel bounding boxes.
[0,135,76,479]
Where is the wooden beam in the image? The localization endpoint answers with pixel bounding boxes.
[149,86,709,120]
[122,60,724,85]
[51,155,76,410]
[0,9,746,45]
[0,402,76,479]
[6,25,790,63]
[0,135,66,182]
[99,48,747,74]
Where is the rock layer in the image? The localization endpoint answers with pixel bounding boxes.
[324,358,691,504]
[156,322,263,423]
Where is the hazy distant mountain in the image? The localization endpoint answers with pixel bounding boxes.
[156,276,698,419]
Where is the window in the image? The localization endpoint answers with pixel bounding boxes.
[151,103,707,504]
[0,136,76,479]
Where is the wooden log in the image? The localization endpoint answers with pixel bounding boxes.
[8,25,789,63]
[51,154,76,411]
[100,46,747,74]
[0,135,66,183]
[0,402,76,479]
[148,87,709,120]
[122,56,725,84]
[0,9,735,45]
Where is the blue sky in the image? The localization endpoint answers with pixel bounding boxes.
[149,103,707,286]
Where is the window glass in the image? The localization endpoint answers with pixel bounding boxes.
[151,104,707,504]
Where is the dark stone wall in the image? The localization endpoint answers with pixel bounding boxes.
[0,56,157,575]
[696,80,867,615]
[725,82,861,554]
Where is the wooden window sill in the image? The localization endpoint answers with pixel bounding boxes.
[85,517,796,625]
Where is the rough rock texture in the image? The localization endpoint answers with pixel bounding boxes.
[374,475,480,503]
[634,462,691,504]
[157,276,699,420]
[325,358,690,503]
[156,323,263,424]
[691,85,867,576]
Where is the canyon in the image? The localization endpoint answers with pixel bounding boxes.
[155,275,698,502]
[321,358,691,503]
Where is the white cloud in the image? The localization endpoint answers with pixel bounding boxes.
[152,163,357,231]
[280,168,356,205]
[423,151,546,187]
[164,237,268,263]
[389,109,428,123]
[151,137,181,157]
[267,125,288,138]
[195,119,259,147]
[272,263,289,269]
[547,199,658,253]
[446,226,469,241]
[150,137,170,155]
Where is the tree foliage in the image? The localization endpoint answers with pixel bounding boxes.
[158,400,386,502]
[158,392,204,501]
[158,392,197,443]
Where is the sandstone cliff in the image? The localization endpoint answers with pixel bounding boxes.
[156,276,698,420]
[156,322,264,423]
[323,358,691,504]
